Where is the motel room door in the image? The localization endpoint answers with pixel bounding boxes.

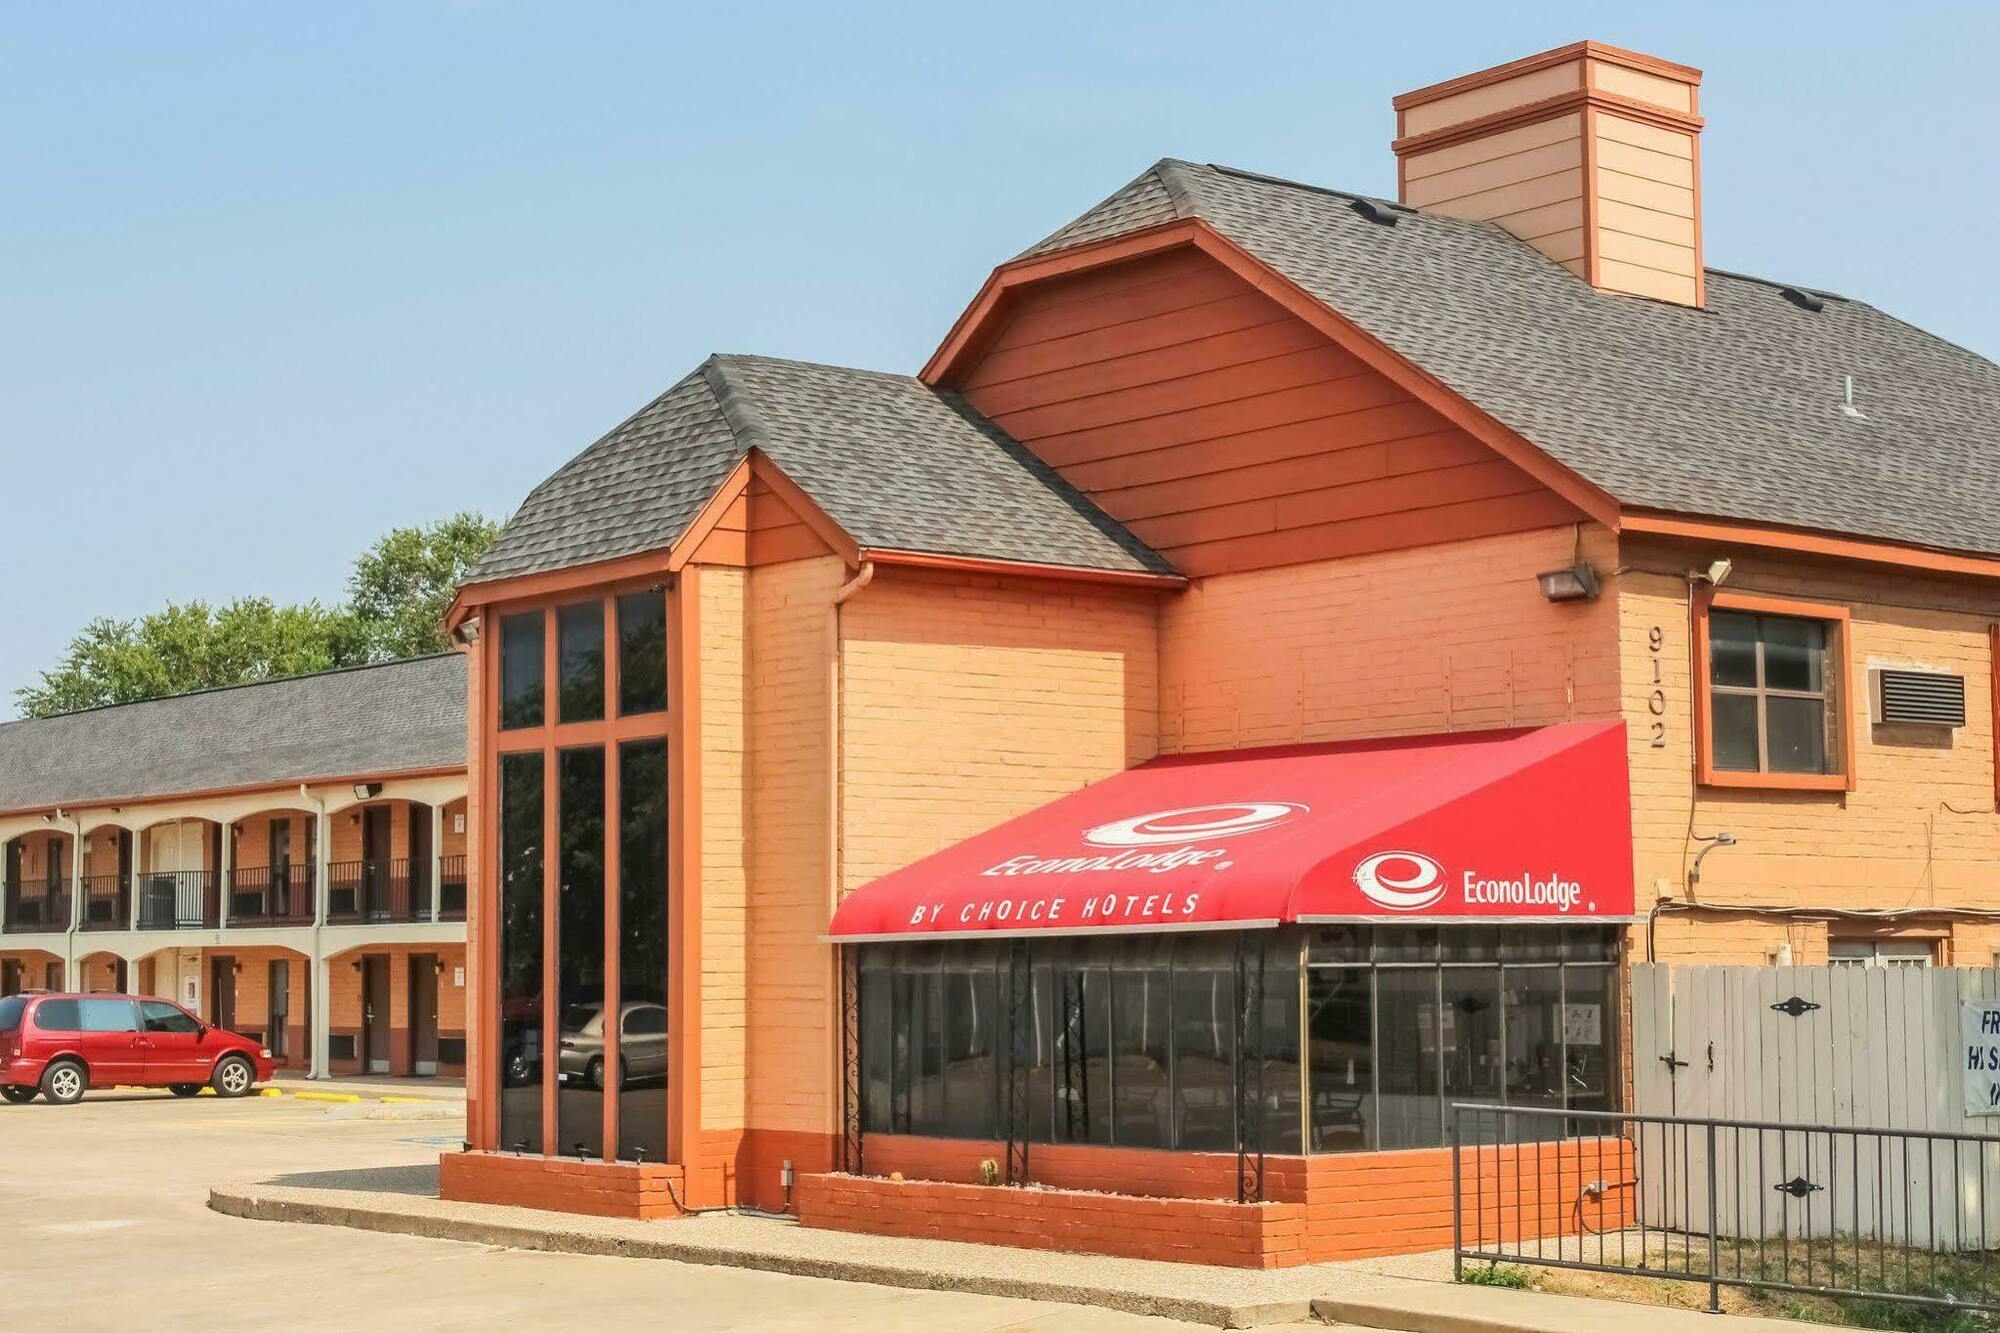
[208,956,237,1032]
[361,955,391,1074]
[408,954,439,1076]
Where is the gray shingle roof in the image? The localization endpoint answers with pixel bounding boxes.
[1037,159,2000,558]
[0,654,465,813]
[467,355,1171,585]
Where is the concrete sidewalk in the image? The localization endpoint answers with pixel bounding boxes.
[269,1072,465,1103]
[209,1174,1817,1332]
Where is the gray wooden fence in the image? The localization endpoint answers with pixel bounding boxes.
[1630,962,2000,1244]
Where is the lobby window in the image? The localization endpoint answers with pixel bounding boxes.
[556,602,606,723]
[499,611,545,730]
[1306,925,1621,1152]
[858,933,1302,1154]
[617,590,669,715]
[483,582,675,1163]
[1700,594,1850,789]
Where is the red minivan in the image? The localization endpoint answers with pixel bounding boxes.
[0,992,275,1105]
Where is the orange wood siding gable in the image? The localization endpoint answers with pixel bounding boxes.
[946,245,1585,576]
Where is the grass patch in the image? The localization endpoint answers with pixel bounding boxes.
[1458,1262,1532,1289]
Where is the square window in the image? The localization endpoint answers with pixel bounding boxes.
[1703,601,1844,784]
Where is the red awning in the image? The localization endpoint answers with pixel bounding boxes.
[827,721,1634,941]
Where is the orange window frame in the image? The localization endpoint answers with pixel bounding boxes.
[472,565,696,1166]
[1690,589,1855,793]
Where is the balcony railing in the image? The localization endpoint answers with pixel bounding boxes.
[136,869,220,930]
[440,855,467,922]
[2,877,70,934]
[327,858,430,924]
[228,864,316,926]
[78,874,130,931]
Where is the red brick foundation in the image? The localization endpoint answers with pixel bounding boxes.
[797,1135,1635,1267]
[439,1151,690,1219]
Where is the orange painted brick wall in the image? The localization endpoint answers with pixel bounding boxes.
[1160,524,1618,755]
[699,564,749,1131]
[744,555,842,1137]
[839,565,1160,891]
[326,943,467,1074]
[1617,540,2000,965]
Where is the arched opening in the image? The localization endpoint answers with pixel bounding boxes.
[132,817,222,931]
[326,942,467,1079]
[78,822,135,932]
[0,948,63,995]
[3,829,74,934]
[75,950,129,995]
[328,798,437,924]
[225,808,316,926]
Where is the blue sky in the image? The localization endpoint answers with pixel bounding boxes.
[6,2,1998,714]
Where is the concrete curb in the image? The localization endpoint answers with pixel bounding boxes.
[206,1185,1314,1329]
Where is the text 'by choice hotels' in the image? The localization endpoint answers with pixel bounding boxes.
[908,889,1203,929]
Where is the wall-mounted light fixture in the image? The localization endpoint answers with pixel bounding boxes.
[452,617,482,647]
[353,782,383,802]
[1536,562,1601,603]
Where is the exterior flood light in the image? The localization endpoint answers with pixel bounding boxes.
[1536,562,1601,603]
[352,782,383,802]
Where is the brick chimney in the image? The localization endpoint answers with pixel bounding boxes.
[1393,41,1705,307]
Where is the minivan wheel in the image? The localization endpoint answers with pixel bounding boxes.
[1,1085,36,1104]
[168,1083,202,1098]
[211,1056,254,1098]
[41,1060,86,1106]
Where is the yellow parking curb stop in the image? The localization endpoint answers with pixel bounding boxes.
[293,1091,363,1103]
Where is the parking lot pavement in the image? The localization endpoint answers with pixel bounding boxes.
[0,1089,1216,1332]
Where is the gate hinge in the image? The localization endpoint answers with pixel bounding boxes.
[1771,995,1821,1018]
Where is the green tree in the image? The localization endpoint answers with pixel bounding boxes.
[345,512,500,660]
[14,513,498,719]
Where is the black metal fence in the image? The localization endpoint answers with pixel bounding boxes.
[2,876,69,933]
[136,870,218,929]
[1453,1102,2000,1318]
[78,874,128,930]
[326,858,429,923]
[228,864,316,925]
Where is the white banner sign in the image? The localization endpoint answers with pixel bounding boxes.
[1962,1002,2000,1116]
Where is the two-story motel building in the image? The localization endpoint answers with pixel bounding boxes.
[17,39,1995,1268]
[0,655,471,1079]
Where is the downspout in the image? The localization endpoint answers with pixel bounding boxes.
[302,783,328,1080]
[827,559,872,1182]
[57,808,82,988]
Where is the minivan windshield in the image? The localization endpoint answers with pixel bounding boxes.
[0,995,25,1032]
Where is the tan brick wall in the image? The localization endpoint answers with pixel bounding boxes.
[839,565,1161,890]
[1160,524,1619,754]
[699,564,749,1131]
[1618,540,2000,964]
[743,556,841,1136]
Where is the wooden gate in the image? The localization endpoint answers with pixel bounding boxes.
[1630,962,2000,1243]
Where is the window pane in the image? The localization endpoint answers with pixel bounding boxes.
[35,998,80,1031]
[1766,695,1828,773]
[1709,612,1759,687]
[1307,968,1374,1152]
[1260,943,1303,1156]
[1442,968,1501,1111]
[1170,934,1235,1152]
[1501,926,1563,962]
[860,953,893,1134]
[1307,924,1368,963]
[78,999,138,1032]
[1503,966,1564,1110]
[1376,970,1439,1149]
[556,602,606,724]
[1051,958,1111,1145]
[1373,928,1437,962]
[617,591,670,716]
[942,947,999,1139]
[1024,959,1054,1143]
[1710,692,1760,771]
[1563,965,1619,1113]
[617,739,670,1162]
[141,1000,200,1034]
[1110,939,1172,1147]
[498,752,544,1153]
[556,748,606,1159]
[499,612,545,730]
[1762,616,1825,693]
[907,966,944,1135]
[1441,925,1501,962]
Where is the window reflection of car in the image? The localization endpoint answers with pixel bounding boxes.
[557,1002,669,1089]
